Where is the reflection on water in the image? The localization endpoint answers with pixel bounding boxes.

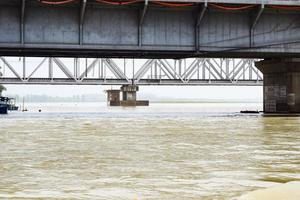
[0,103,300,199]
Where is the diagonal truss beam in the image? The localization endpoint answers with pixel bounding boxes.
[27,57,48,80]
[79,58,99,80]
[103,59,130,82]
[0,57,22,80]
[134,59,155,82]
[53,58,76,80]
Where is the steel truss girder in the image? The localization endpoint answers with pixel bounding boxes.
[0,57,263,86]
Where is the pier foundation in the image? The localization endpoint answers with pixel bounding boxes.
[105,85,149,106]
[121,85,138,106]
[106,89,121,106]
[256,58,300,113]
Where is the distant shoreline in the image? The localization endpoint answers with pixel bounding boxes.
[5,93,262,104]
[19,100,262,104]
[151,100,262,103]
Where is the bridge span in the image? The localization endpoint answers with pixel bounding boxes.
[0,0,300,58]
[0,57,262,85]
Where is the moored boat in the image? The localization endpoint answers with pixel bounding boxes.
[0,97,9,114]
[7,98,19,111]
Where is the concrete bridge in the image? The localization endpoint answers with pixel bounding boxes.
[1,0,300,113]
[0,0,300,58]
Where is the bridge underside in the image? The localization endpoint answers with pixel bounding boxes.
[0,0,300,58]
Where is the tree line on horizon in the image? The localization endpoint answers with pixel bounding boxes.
[0,84,6,96]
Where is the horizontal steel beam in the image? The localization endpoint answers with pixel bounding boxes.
[0,78,262,86]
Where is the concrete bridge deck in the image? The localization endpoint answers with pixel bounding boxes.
[0,0,300,58]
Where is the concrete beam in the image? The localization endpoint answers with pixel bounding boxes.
[20,0,25,44]
[195,2,207,51]
[79,0,87,45]
[139,0,148,47]
[0,2,300,58]
[250,4,264,47]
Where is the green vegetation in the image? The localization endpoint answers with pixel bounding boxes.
[0,84,6,96]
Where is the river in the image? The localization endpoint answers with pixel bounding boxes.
[0,102,300,199]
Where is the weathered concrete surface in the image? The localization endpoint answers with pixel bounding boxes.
[106,89,121,106]
[239,181,300,200]
[0,1,300,58]
[121,85,139,102]
[256,58,300,113]
[120,100,149,106]
[106,85,149,106]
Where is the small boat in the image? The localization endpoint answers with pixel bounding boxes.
[0,97,19,114]
[0,97,9,114]
[240,110,260,114]
[0,105,8,114]
[7,98,19,111]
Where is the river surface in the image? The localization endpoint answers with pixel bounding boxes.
[0,102,300,199]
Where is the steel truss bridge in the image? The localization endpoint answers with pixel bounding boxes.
[0,57,262,86]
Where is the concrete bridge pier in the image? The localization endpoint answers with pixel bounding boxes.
[256,59,300,113]
[121,85,138,103]
[106,85,149,106]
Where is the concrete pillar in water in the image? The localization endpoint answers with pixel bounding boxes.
[256,58,300,113]
[105,89,121,106]
[105,85,149,107]
[121,85,138,102]
[120,85,138,106]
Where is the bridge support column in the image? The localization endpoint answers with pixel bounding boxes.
[256,59,300,113]
[105,85,149,106]
[106,89,121,106]
[121,85,138,103]
[120,85,149,106]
